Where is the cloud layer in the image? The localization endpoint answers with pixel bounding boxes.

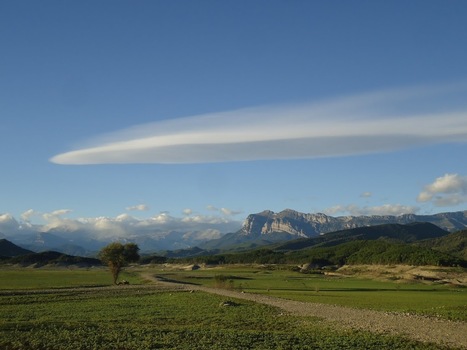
[323,173,467,216]
[417,173,467,207]
[0,209,242,243]
[51,84,467,165]
[323,204,419,217]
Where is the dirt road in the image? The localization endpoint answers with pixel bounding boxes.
[141,273,467,349]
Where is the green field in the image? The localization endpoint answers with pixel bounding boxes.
[0,266,465,349]
[155,266,467,322]
[0,268,144,289]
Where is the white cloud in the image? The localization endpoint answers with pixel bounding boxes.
[149,212,174,224]
[181,214,230,225]
[51,209,73,216]
[182,208,193,216]
[323,204,419,216]
[360,192,372,198]
[115,213,138,223]
[205,205,242,216]
[0,209,242,244]
[42,209,71,220]
[126,204,149,211]
[220,207,243,216]
[0,213,20,234]
[20,209,37,222]
[40,209,81,232]
[50,83,467,165]
[417,173,467,207]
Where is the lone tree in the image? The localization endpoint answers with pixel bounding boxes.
[98,242,140,285]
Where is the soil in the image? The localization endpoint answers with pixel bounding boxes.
[335,265,467,287]
[140,273,467,349]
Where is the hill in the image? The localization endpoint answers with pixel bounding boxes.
[416,230,467,260]
[289,240,465,267]
[178,223,466,267]
[4,251,102,267]
[0,239,34,257]
[272,222,449,251]
[181,239,465,267]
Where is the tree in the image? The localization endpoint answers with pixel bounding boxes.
[98,242,140,284]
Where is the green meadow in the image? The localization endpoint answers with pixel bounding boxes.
[0,266,465,349]
[155,265,467,322]
[0,267,151,290]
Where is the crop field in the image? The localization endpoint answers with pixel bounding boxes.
[153,265,467,322]
[0,266,465,349]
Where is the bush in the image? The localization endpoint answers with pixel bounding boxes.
[213,274,235,289]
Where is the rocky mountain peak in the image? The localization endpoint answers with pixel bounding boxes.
[241,209,467,238]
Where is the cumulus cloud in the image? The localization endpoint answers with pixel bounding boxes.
[182,208,193,216]
[42,209,72,221]
[220,207,243,216]
[50,83,467,165]
[49,209,72,216]
[20,209,37,222]
[0,213,20,234]
[417,173,467,207]
[0,209,242,244]
[40,209,82,232]
[323,204,419,216]
[204,205,242,216]
[126,204,149,211]
[360,192,372,198]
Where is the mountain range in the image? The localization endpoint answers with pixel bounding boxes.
[202,209,467,250]
[2,222,466,268]
[1,209,465,255]
[0,240,101,267]
[166,222,467,267]
[0,238,33,257]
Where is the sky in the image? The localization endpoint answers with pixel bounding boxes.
[1,1,467,239]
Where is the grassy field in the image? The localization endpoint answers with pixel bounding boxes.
[153,265,467,322]
[0,267,144,289]
[0,265,465,349]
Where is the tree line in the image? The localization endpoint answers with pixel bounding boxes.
[166,240,466,267]
[98,238,465,284]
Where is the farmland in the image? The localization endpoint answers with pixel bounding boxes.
[1,266,466,349]
[153,264,467,321]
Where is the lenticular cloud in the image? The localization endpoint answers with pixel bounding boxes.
[50,84,467,165]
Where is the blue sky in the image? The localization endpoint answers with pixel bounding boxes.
[1,1,467,237]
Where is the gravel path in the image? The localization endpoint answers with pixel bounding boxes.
[142,273,467,349]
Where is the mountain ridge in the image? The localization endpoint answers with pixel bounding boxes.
[180,223,465,268]
[0,239,34,257]
[2,210,465,254]
[241,209,466,236]
[203,209,466,250]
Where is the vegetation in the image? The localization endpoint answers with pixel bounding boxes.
[0,268,142,289]
[157,265,467,322]
[98,243,140,284]
[0,279,452,350]
[139,254,168,264]
[212,274,237,289]
[4,251,101,267]
[0,239,33,257]
[1,223,464,348]
[164,225,465,267]
[174,239,465,267]
[416,230,467,260]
